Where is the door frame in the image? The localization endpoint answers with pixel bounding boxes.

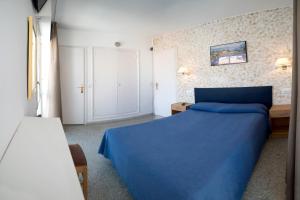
[152,48,178,117]
[91,46,140,122]
[59,45,88,124]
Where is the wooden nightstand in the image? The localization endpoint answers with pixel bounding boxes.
[270,104,291,138]
[171,102,192,115]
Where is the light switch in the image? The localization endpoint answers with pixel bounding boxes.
[186,89,193,96]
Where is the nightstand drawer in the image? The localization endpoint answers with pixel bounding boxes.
[271,117,290,130]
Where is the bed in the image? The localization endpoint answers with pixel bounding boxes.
[99,86,272,200]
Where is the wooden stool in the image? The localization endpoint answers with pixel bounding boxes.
[69,144,88,200]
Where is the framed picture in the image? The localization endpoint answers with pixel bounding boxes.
[27,16,37,100]
[210,41,247,66]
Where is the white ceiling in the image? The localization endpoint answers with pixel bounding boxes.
[55,0,292,37]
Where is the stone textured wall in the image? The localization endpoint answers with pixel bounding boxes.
[153,7,293,104]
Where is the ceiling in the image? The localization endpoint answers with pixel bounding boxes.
[55,0,292,37]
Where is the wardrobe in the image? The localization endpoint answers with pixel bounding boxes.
[92,47,139,121]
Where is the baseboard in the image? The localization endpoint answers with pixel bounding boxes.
[86,113,154,125]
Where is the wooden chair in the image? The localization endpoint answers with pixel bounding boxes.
[69,144,88,200]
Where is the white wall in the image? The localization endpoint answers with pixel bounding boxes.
[0,1,36,159]
[55,0,292,37]
[58,29,153,122]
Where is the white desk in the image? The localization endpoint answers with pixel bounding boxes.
[0,117,84,200]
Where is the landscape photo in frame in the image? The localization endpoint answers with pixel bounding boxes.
[210,41,247,66]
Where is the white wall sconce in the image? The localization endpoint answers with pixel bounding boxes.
[177,67,191,75]
[275,58,291,70]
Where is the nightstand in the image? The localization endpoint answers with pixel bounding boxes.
[171,102,192,115]
[270,104,291,138]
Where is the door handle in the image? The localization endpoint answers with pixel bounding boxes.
[155,82,159,90]
[77,85,85,94]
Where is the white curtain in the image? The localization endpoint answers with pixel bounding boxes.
[46,22,61,118]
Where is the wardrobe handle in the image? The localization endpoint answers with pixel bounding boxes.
[155,82,159,90]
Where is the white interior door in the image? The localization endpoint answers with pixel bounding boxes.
[153,49,177,117]
[60,46,85,124]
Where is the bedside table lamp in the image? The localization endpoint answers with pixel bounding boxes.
[275,58,290,70]
[177,67,191,75]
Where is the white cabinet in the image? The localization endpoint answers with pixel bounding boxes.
[0,117,84,200]
[92,47,139,121]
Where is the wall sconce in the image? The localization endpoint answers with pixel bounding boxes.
[275,58,291,70]
[177,67,191,75]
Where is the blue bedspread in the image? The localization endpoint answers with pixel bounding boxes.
[99,103,270,200]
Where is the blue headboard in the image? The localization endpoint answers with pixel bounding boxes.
[194,86,273,109]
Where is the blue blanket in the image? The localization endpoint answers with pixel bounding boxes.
[99,103,270,200]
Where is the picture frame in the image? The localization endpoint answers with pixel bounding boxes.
[210,41,248,66]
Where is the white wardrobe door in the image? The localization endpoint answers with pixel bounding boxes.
[93,48,118,117]
[117,50,139,114]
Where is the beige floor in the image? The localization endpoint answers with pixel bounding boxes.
[64,115,287,200]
